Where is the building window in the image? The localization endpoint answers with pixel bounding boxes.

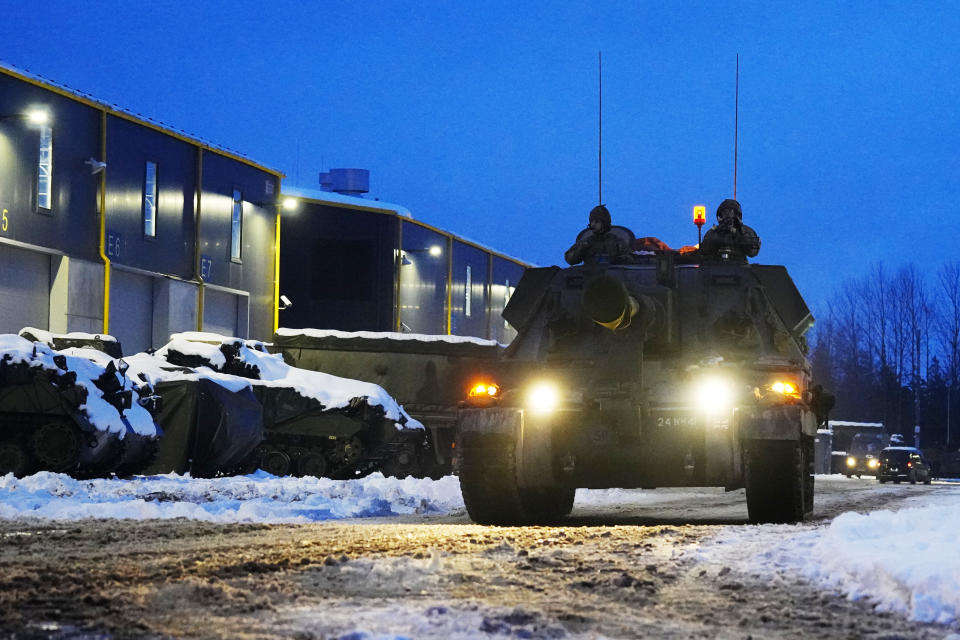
[465,265,472,317]
[37,125,53,210]
[231,189,242,261]
[504,279,512,307]
[143,161,157,237]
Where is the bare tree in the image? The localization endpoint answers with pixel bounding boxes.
[937,262,960,388]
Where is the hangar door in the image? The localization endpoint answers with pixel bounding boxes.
[110,269,154,355]
[0,244,50,334]
[203,288,240,338]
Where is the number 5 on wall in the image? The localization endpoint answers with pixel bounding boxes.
[1,208,8,233]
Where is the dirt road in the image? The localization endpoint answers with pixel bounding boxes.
[0,478,956,639]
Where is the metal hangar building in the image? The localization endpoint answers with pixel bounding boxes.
[0,62,529,350]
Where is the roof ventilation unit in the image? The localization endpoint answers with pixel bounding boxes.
[318,168,369,195]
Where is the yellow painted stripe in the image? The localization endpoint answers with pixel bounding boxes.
[97,109,110,334]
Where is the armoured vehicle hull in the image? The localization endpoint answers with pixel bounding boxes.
[459,257,827,525]
[273,330,503,478]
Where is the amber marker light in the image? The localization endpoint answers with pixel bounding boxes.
[466,381,500,406]
[693,205,706,227]
[770,380,801,399]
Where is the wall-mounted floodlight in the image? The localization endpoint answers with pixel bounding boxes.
[282,197,298,211]
[0,107,51,126]
[404,245,443,260]
[26,109,50,125]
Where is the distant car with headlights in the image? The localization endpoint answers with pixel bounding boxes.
[844,431,885,477]
[878,446,931,484]
[844,453,881,477]
[457,234,833,525]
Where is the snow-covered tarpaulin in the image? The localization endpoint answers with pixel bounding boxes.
[159,332,423,430]
[0,334,156,438]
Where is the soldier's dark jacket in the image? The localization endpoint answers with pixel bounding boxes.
[564,231,633,265]
[699,222,761,263]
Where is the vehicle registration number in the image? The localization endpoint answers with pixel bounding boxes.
[651,412,700,428]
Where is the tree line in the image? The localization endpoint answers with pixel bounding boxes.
[810,261,960,450]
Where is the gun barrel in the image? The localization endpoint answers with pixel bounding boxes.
[584,275,656,331]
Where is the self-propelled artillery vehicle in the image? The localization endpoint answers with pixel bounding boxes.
[458,244,831,525]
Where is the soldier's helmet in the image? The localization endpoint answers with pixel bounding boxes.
[716,199,742,222]
[589,204,611,232]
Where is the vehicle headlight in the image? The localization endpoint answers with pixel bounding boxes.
[694,376,735,413]
[527,382,560,415]
[846,456,856,467]
[867,458,880,469]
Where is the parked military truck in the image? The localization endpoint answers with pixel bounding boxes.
[457,253,831,525]
[273,329,503,478]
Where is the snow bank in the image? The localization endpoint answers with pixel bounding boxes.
[695,488,960,625]
[0,471,464,524]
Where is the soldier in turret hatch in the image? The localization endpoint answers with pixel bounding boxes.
[699,198,761,263]
[564,204,633,265]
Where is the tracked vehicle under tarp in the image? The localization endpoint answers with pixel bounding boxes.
[273,329,503,478]
[0,334,161,478]
[157,334,424,479]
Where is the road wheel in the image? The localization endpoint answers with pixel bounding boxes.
[380,449,420,479]
[878,476,886,484]
[459,431,570,525]
[259,447,292,477]
[924,474,932,485]
[30,421,80,472]
[744,439,806,524]
[894,479,901,484]
[459,432,526,525]
[297,451,328,478]
[0,439,32,477]
[909,470,917,485]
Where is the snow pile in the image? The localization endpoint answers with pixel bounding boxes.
[19,326,118,345]
[802,506,960,624]
[159,332,423,429]
[0,471,464,523]
[696,488,960,625]
[0,334,157,438]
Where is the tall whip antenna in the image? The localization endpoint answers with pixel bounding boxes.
[598,51,603,205]
[733,53,739,199]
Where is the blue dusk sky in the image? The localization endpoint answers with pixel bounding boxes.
[3,1,959,318]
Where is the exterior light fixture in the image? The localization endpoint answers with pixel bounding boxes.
[282,197,298,211]
[26,109,50,125]
[0,107,51,126]
[693,205,706,245]
[404,246,443,260]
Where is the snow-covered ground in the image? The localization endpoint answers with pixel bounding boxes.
[1,470,959,630]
